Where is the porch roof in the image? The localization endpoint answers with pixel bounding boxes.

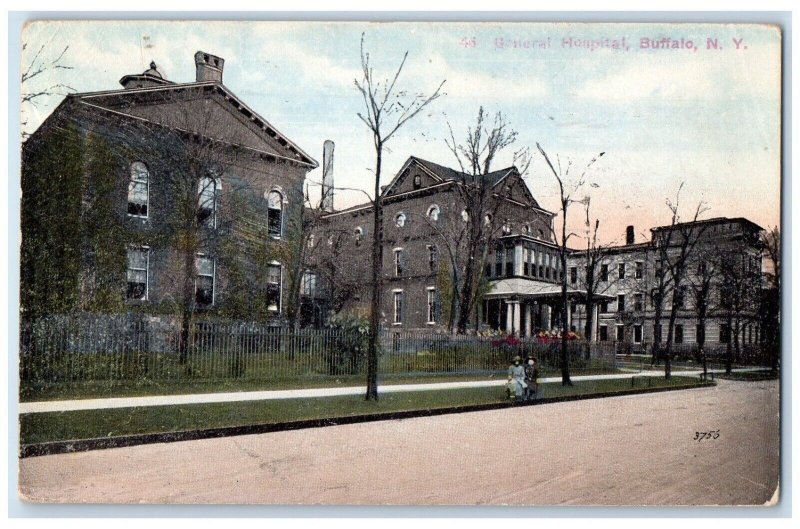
[484,277,615,302]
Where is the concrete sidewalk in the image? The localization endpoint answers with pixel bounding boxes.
[19,367,766,414]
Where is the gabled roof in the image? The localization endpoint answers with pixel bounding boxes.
[49,81,317,168]
[382,155,522,198]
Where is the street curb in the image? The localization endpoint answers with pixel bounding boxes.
[19,381,715,458]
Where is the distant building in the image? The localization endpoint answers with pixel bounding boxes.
[569,217,764,350]
[21,51,318,322]
[315,156,604,333]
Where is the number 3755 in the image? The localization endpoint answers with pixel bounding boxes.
[694,430,720,441]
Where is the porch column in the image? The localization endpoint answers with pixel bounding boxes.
[592,304,599,341]
[544,304,552,331]
[524,303,532,337]
[506,301,514,334]
[511,301,521,336]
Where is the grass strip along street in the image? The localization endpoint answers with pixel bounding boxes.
[20,376,710,448]
[20,365,619,402]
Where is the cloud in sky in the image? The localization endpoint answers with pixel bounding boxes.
[19,21,781,243]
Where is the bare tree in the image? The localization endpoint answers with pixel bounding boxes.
[439,107,530,333]
[575,197,620,346]
[21,43,74,138]
[354,34,445,400]
[653,184,709,379]
[536,143,604,386]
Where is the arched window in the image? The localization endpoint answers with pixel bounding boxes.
[502,224,512,235]
[523,224,531,234]
[461,210,469,222]
[267,190,284,238]
[484,213,493,227]
[427,204,440,222]
[198,176,219,227]
[354,226,364,246]
[128,162,149,217]
[395,212,406,228]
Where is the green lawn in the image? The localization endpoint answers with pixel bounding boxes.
[19,376,710,445]
[20,365,619,402]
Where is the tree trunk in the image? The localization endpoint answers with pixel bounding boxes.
[366,146,383,401]
[456,253,476,334]
[725,313,733,375]
[179,246,195,366]
[560,222,572,386]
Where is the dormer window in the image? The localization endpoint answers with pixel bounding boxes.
[128,162,149,217]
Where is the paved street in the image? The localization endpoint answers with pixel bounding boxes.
[18,378,779,506]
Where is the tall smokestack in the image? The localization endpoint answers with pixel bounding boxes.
[322,140,335,212]
[626,225,635,245]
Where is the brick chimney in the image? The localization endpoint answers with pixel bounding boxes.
[194,51,224,83]
[626,225,635,245]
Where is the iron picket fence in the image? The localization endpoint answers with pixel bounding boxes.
[19,314,620,389]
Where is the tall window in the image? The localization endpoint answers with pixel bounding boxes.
[674,286,686,309]
[427,288,438,324]
[266,263,282,311]
[428,245,438,272]
[267,190,283,238]
[616,325,625,342]
[394,249,404,276]
[618,262,626,279]
[617,294,626,312]
[495,248,503,276]
[198,176,218,227]
[633,324,643,344]
[720,323,731,344]
[126,246,149,300]
[570,267,577,284]
[427,204,440,222]
[600,264,608,281]
[599,325,608,342]
[635,261,643,279]
[523,248,530,276]
[393,291,403,324]
[505,248,514,276]
[675,324,684,344]
[128,162,149,217]
[301,270,317,297]
[195,255,215,306]
[634,292,644,311]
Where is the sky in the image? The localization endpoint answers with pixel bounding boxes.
[20,20,781,245]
